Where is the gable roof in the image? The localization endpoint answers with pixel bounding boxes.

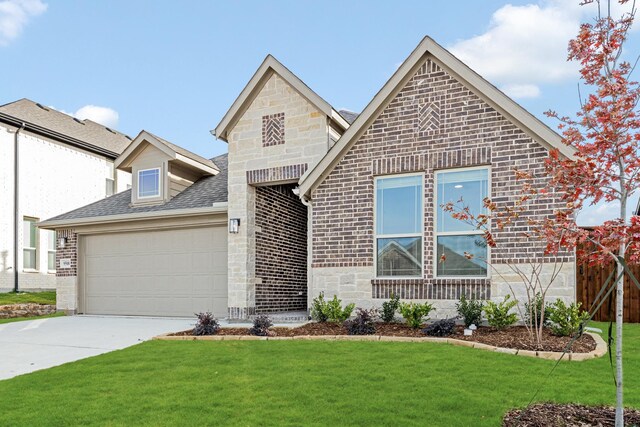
[115,130,219,175]
[39,154,229,228]
[298,36,576,198]
[213,55,349,142]
[0,98,131,157]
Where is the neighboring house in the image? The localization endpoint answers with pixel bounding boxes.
[0,99,132,292]
[41,37,577,318]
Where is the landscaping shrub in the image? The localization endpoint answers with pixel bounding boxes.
[344,308,376,335]
[484,295,518,330]
[399,302,435,329]
[249,315,273,336]
[524,292,550,328]
[423,318,456,337]
[380,293,400,323]
[310,292,330,322]
[193,312,220,336]
[547,299,590,337]
[456,294,483,327]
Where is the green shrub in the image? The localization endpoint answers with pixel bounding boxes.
[484,295,518,330]
[380,294,400,323]
[456,294,484,327]
[311,293,355,323]
[399,302,435,329]
[524,293,550,328]
[547,299,590,337]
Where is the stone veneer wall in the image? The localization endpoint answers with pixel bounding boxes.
[55,229,78,313]
[255,184,307,312]
[310,58,575,317]
[226,73,332,318]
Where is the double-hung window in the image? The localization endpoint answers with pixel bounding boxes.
[375,174,423,277]
[23,217,37,270]
[47,230,56,272]
[435,167,489,277]
[138,168,160,198]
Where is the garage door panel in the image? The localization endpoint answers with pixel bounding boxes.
[82,226,228,317]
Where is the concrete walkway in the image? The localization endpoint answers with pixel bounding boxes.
[0,315,193,380]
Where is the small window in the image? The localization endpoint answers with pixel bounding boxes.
[105,178,115,197]
[375,174,423,277]
[23,217,38,270]
[435,167,489,277]
[138,168,160,198]
[47,230,56,272]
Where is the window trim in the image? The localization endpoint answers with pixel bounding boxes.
[22,217,38,272]
[137,167,161,199]
[433,165,491,279]
[373,172,425,279]
[47,230,56,273]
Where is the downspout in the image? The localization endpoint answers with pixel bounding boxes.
[14,123,25,293]
[293,187,312,314]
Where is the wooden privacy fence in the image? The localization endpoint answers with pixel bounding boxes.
[576,250,640,323]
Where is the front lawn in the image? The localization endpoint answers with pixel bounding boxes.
[0,322,637,426]
[0,291,56,306]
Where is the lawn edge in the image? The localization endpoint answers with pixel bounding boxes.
[152,331,607,361]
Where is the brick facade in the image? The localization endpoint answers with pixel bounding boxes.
[255,184,307,312]
[55,229,77,277]
[311,58,574,305]
[262,112,285,146]
[246,163,308,185]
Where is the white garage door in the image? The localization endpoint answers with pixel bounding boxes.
[81,226,227,317]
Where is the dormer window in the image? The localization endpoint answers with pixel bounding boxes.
[138,168,161,198]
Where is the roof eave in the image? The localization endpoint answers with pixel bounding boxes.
[38,203,229,230]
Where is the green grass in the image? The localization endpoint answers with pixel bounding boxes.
[0,291,56,305]
[0,322,637,426]
[0,312,65,325]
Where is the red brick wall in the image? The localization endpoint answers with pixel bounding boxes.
[312,59,572,279]
[55,229,77,277]
[255,184,307,312]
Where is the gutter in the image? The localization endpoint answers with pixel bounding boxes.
[0,112,120,159]
[38,203,229,229]
[13,122,25,292]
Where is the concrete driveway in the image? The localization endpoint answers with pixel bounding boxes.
[0,315,193,380]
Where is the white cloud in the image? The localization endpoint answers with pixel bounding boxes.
[448,1,636,96]
[0,0,47,46]
[577,197,639,226]
[500,83,541,99]
[74,105,119,128]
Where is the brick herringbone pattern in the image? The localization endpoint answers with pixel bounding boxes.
[262,112,285,146]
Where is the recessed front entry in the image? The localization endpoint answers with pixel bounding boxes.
[80,226,228,317]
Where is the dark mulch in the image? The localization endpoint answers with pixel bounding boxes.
[168,322,596,353]
[503,403,640,427]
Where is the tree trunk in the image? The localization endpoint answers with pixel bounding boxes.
[615,197,626,427]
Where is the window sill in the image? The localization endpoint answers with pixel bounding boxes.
[22,269,39,274]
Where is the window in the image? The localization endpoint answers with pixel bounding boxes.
[105,178,115,197]
[138,168,160,198]
[435,167,489,277]
[23,217,37,270]
[47,230,56,272]
[375,174,423,277]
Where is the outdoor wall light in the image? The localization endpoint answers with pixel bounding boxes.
[229,218,240,234]
[58,237,67,249]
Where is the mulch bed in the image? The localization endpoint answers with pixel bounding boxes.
[503,403,640,426]
[169,322,596,353]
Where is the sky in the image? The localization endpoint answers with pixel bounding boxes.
[1,0,638,225]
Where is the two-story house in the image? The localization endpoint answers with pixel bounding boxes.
[0,99,131,292]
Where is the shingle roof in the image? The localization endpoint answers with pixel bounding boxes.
[44,153,228,223]
[338,110,359,124]
[0,98,131,155]
[137,130,218,171]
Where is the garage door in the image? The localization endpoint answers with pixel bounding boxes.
[81,226,227,317]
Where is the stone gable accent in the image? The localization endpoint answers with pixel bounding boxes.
[311,58,573,303]
[246,163,308,185]
[262,112,285,146]
[255,184,307,312]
